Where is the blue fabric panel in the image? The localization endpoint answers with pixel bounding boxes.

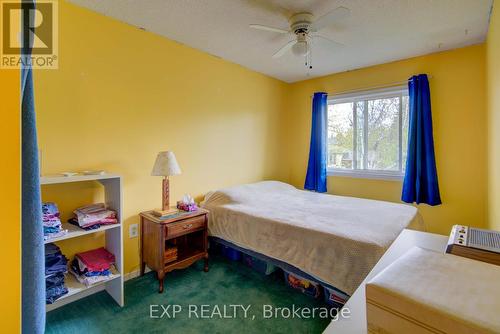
[402,74,442,205]
[304,92,328,193]
[22,0,45,332]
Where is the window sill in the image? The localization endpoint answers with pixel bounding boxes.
[327,169,404,181]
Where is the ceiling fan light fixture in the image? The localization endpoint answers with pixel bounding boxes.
[250,6,349,60]
[292,41,309,56]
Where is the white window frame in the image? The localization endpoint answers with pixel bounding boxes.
[327,85,409,181]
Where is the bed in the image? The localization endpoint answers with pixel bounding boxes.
[201,181,424,295]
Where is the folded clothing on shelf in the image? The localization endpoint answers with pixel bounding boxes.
[45,243,68,304]
[46,284,69,304]
[77,247,115,271]
[46,272,65,288]
[42,202,68,241]
[45,243,68,276]
[69,247,116,287]
[67,218,102,231]
[72,203,118,229]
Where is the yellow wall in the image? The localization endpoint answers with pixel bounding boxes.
[35,1,288,274]
[0,68,20,334]
[0,2,21,332]
[285,45,488,235]
[487,3,500,230]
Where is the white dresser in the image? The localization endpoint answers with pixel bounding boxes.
[323,229,448,334]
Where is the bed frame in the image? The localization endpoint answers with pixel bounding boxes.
[209,236,349,298]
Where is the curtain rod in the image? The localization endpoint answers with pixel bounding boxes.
[311,75,434,98]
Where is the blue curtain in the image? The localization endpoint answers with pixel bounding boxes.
[304,92,328,193]
[22,0,45,332]
[402,74,441,206]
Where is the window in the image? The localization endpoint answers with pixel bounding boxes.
[327,86,409,180]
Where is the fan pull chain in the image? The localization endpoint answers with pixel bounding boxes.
[305,46,312,70]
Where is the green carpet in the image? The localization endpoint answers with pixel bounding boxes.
[46,255,332,334]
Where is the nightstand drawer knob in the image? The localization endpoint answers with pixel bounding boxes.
[183,224,193,229]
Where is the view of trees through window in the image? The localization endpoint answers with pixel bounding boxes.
[327,90,409,174]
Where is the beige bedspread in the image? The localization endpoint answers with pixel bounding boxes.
[202,181,424,295]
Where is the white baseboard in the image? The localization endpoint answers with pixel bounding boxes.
[124,267,151,282]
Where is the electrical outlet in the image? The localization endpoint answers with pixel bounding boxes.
[129,223,138,238]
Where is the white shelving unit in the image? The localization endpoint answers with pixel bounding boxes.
[41,174,124,312]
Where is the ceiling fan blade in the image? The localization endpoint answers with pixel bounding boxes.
[272,40,296,58]
[314,35,345,49]
[249,24,289,34]
[311,6,351,32]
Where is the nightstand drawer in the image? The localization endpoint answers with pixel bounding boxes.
[166,216,205,238]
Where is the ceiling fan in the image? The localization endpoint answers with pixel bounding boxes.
[249,6,350,61]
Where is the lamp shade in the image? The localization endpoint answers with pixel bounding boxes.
[151,151,181,176]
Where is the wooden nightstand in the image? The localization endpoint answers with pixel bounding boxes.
[139,208,209,293]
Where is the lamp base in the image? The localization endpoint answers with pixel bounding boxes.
[162,177,170,211]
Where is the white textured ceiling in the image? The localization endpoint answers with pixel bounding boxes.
[68,0,493,83]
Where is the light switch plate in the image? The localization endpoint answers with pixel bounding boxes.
[129,223,138,238]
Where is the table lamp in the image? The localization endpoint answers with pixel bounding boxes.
[151,151,181,213]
